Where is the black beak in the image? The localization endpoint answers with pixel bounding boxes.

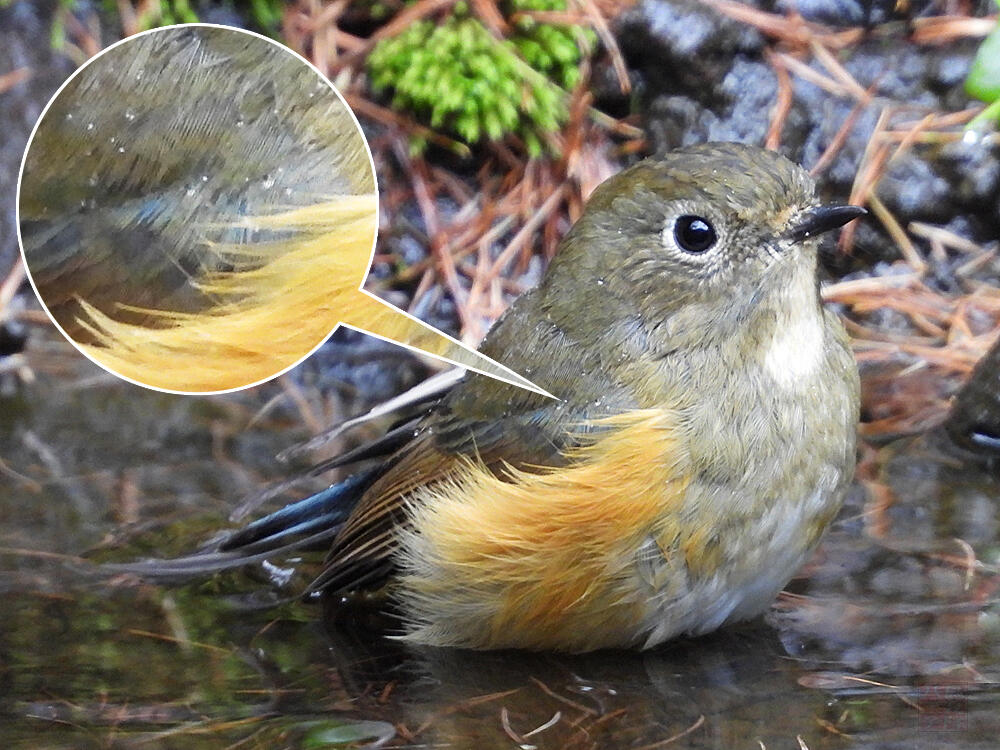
[789,204,867,242]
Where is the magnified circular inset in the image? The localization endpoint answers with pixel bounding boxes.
[17,24,377,394]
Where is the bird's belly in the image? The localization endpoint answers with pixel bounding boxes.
[636,482,840,648]
[636,387,855,647]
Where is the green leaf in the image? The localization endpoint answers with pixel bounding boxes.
[301,719,396,748]
[966,27,1000,103]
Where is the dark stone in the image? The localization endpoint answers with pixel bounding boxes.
[0,319,27,357]
[298,327,432,405]
[618,0,764,107]
[775,0,957,27]
[946,336,1000,461]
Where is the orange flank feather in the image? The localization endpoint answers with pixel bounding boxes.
[70,194,510,393]
[395,409,693,651]
[75,196,377,392]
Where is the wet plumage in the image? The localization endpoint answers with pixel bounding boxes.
[129,142,862,652]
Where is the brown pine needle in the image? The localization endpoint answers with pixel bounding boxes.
[867,194,927,272]
[0,67,31,94]
[910,15,997,44]
[765,49,794,150]
[909,223,985,255]
[774,51,854,98]
[581,0,631,94]
[810,39,869,102]
[633,715,706,749]
[810,80,877,176]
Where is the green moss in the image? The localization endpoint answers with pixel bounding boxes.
[139,0,200,29]
[965,1,1000,128]
[367,0,595,155]
[248,0,286,33]
[45,0,592,151]
[137,0,287,33]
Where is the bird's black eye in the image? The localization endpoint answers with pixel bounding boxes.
[673,215,717,253]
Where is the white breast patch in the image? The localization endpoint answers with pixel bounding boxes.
[763,305,825,390]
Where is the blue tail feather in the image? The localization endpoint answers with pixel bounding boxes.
[104,467,380,580]
[219,467,379,551]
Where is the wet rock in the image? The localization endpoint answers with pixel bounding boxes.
[293,326,432,405]
[945,336,1000,460]
[197,5,246,27]
[879,156,954,222]
[774,0,869,26]
[775,0,946,27]
[939,138,1000,223]
[646,95,720,150]
[0,315,27,358]
[618,0,764,103]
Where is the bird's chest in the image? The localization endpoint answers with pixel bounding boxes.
[631,315,858,645]
[668,304,853,486]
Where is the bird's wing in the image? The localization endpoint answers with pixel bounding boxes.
[309,275,655,594]
[307,397,583,594]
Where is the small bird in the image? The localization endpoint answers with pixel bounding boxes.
[138,142,864,652]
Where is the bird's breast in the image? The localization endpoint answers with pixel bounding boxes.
[762,306,826,390]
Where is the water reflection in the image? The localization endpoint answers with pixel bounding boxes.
[322,623,828,748]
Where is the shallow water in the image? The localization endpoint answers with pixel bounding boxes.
[1,334,999,750]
